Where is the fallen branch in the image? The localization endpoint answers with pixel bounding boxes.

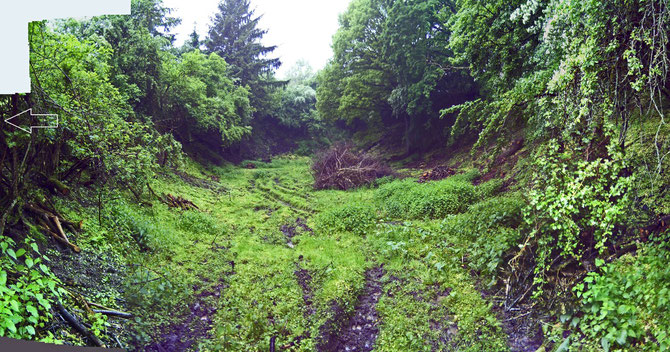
[162,193,199,211]
[92,309,133,319]
[26,203,81,252]
[37,218,80,253]
[57,303,105,347]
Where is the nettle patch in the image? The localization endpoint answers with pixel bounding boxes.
[316,204,378,236]
[440,194,525,285]
[374,171,481,220]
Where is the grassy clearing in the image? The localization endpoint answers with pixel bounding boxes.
[54,155,526,351]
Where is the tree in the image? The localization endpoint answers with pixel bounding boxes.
[158,50,252,148]
[205,0,281,112]
[58,0,181,118]
[284,59,316,87]
[188,25,201,50]
[316,0,477,153]
[278,61,319,131]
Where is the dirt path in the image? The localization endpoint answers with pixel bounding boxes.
[320,265,385,352]
[144,279,227,352]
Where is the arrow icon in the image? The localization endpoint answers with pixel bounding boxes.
[4,109,58,134]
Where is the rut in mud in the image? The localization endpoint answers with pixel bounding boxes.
[320,265,385,352]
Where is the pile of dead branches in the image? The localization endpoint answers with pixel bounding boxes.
[163,194,199,211]
[417,166,456,183]
[24,202,82,252]
[312,143,392,190]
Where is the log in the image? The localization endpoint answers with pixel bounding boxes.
[50,216,69,242]
[37,173,71,196]
[37,218,80,253]
[87,302,115,311]
[28,204,81,253]
[25,203,83,232]
[92,309,133,319]
[57,303,105,347]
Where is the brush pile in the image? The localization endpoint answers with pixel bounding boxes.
[312,143,392,190]
[24,202,82,252]
[163,194,199,211]
[417,166,456,183]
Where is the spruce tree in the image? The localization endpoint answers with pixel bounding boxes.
[188,25,200,50]
[205,0,281,88]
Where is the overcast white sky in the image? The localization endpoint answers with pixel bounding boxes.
[161,0,351,78]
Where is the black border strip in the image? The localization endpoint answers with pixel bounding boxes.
[0,337,126,351]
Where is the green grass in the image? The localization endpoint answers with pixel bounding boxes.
[57,155,522,351]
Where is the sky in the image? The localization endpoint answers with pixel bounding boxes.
[161,0,352,78]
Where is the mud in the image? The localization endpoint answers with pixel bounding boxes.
[319,265,385,352]
[144,281,226,352]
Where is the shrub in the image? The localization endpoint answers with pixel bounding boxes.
[439,194,526,284]
[376,177,477,219]
[0,237,64,341]
[475,178,504,199]
[524,140,632,291]
[316,204,378,236]
[572,232,670,351]
[466,194,525,229]
[312,143,393,190]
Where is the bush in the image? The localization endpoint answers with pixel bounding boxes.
[525,140,632,291]
[316,204,378,236]
[475,178,504,199]
[312,143,393,190]
[0,237,63,341]
[439,194,526,284]
[466,194,525,229]
[376,178,477,219]
[572,232,670,351]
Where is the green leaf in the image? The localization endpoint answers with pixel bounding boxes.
[4,319,17,334]
[556,337,570,352]
[15,248,26,258]
[25,325,35,335]
[616,329,628,345]
[26,305,38,317]
[617,305,628,314]
[7,249,16,260]
[601,337,611,351]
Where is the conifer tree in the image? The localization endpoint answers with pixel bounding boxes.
[205,0,280,89]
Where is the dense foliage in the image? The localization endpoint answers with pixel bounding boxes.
[0,0,668,350]
[317,0,478,154]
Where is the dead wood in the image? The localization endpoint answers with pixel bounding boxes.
[92,309,133,319]
[57,303,105,347]
[312,142,393,190]
[36,173,71,196]
[417,165,457,183]
[34,211,81,253]
[162,193,199,211]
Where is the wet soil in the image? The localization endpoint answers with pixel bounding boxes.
[494,302,544,352]
[480,284,544,352]
[281,218,314,248]
[144,280,226,352]
[319,265,385,352]
[295,259,315,318]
